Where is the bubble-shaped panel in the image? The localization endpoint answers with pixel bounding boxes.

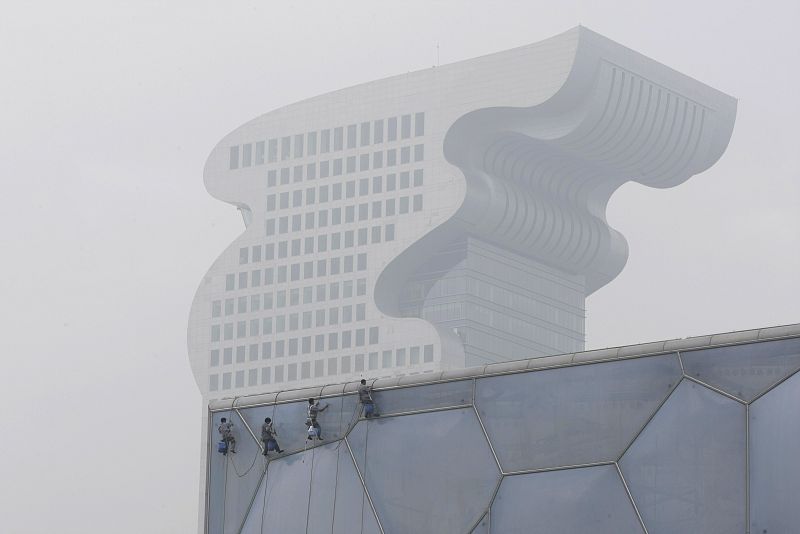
[682,337,800,401]
[239,441,380,534]
[348,408,499,534]
[620,380,746,534]
[208,411,266,534]
[490,466,645,533]
[750,369,800,533]
[372,380,473,416]
[475,354,681,471]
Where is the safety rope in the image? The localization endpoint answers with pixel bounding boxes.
[360,420,372,534]
[304,445,317,534]
[258,397,280,534]
[221,396,240,533]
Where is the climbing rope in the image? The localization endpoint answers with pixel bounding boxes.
[304,445,318,534]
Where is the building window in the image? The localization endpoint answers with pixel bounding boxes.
[387,117,397,141]
[222,372,231,390]
[268,139,278,162]
[229,146,239,170]
[414,112,425,136]
[320,129,330,153]
[242,144,252,167]
[334,127,344,151]
[360,122,370,146]
[347,124,357,149]
[209,374,219,391]
[308,132,317,155]
[210,349,220,367]
[255,141,265,165]
[294,134,304,158]
[401,114,411,139]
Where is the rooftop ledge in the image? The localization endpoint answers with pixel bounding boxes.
[209,322,800,412]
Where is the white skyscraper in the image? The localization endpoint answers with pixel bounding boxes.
[188,26,736,400]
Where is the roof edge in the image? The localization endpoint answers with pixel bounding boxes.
[209,322,800,411]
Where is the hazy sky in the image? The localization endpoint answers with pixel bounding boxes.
[1,1,798,532]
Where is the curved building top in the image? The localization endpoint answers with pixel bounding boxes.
[189,27,737,397]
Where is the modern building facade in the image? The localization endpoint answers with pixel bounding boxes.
[206,323,800,534]
[187,27,737,400]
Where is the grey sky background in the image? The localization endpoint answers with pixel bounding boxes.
[1,1,797,532]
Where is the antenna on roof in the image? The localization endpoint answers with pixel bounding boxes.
[437,41,440,67]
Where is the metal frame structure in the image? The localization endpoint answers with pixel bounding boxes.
[206,323,800,534]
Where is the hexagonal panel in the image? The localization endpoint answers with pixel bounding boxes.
[750,369,800,533]
[208,411,266,534]
[620,380,746,534]
[475,354,681,472]
[490,466,645,533]
[240,441,380,534]
[347,408,500,533]
[681,337,800,401]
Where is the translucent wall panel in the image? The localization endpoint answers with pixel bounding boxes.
[348,408,499,533]
[750,370,800,533]
[682,337,800,401]
[620,380,746,534]
[372,379,472,416]
[239,441,380,534]
[239,395,359,454]
[208,411,266,533]
[475,354,681,471]
[491,466,645,534]
[240,452,312,533]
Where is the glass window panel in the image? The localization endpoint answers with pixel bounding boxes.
[749,369,800,533]
[239,452,311,533]
[476,354,682,471]
[347,408,498,534]
[620,380,746,534]
[373,379,472,416]
[208,411,263,534]
[490,466,645,534]
[682,337,800,401]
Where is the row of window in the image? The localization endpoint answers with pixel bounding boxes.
[265,199,415,236]
[208,344,435,391]
[213,278,368,317]
[212,300,369,336]
[229,113,425,170]
[239,226,395,272]
[211,324,381,354]
[225,253,369,292]
[211,310,377,343]
[260,145,425,185]
[265,169,424,213]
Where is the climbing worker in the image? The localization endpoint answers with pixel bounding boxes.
[306,398,329,440]
[218,417,236,454]
[358,379,378,418]
[261,417,284,455]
